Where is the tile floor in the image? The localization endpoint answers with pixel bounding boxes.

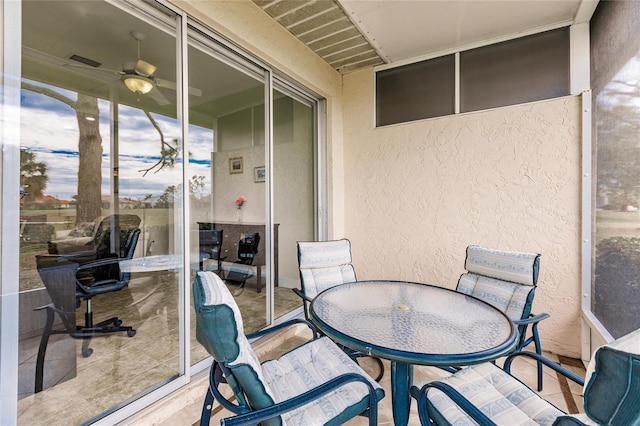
[17,270,302,425]
[17,266,585,425]
[123,326,586,426]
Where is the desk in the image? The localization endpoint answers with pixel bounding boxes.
[120,254,182,273]
[310,280,518,426]
[200,222,280,291]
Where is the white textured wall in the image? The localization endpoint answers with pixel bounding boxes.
[343,68,583,357]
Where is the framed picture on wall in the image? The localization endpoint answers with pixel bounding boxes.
[229,157,243,174]
[254,166,266,183]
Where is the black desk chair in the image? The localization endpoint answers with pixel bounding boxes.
[34,257,80,393]
[224,232,260,295]
[197,222,225,274]
[38,215,141,359]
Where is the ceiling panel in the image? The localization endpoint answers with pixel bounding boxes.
[253,0,596,74]
[252,0,386,73]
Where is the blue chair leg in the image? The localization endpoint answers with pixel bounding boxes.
[533,325,544,391]
[200,365,218,426]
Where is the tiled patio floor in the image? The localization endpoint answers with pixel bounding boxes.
[123,327,586,426]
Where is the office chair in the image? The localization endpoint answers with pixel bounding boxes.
[40,214,141,358]
[197,222,225,274]
[224,232,260,295]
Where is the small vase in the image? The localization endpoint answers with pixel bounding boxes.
[237,208,243,223]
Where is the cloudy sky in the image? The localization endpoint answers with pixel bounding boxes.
[21,80,213,201]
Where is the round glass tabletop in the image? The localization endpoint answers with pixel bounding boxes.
[310,280,517,365]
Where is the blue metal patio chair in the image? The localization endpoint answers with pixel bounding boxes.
[294,238,385,382]
[453,245,549,390]
[411,327,640,426]
[193,271,384,426]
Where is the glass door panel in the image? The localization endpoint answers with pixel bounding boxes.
[18,1,183,423]
[187,30,267,366]
[594,52,640,339]
[273,89,312,319]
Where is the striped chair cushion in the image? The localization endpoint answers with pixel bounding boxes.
[262,336,384,426]
[465,245,540,286]
[194,271,277,410]
[457,273,534,321]
[425,362,564,425]
[298,239,357,299]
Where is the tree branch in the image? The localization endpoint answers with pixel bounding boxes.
[138,109,179,176]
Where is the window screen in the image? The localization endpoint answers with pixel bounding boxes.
[376,55,455,126]
[460,28,570,113]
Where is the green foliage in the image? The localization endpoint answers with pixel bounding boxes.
[20,149,48,201]
[594,236,640,338]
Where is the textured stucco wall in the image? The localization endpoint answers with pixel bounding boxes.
[343,68,583,357]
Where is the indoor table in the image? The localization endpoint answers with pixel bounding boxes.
[119,254,183,273]
[309,280,518,426]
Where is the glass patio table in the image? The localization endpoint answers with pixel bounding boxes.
[309,280,518,426]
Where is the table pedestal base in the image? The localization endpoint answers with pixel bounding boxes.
[391,361,413,426]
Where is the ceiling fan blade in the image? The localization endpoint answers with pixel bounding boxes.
[155,78,203,97]
[148,87,171,106]
[135,59,157,77]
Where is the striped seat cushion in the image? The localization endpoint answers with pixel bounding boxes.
[457,273,534,321]
[298,239,356,299]
[194,272,277,411]
[194,271,383,426]
[262,336,384,425]
[424,362,564,425]
[465,245,540,286]
[457,246,541,321]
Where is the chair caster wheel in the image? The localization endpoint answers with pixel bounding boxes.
[83,348,93,357]
[127,330,136,337]
[115,319,123,326]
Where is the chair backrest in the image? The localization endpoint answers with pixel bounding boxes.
[197,223,223,269]
[237,233,260,265]
[36,256,80,334]
[582,328,640,425]
[456,245,541,322]
[297,239,357,306]
[93,214,141,257]
[193,271,277,411]
[83,221,140,285]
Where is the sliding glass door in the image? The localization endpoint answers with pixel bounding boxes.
[18,1,183,423]
[187,27,268,365]
[272,88,314,320]
[4,1,321,423]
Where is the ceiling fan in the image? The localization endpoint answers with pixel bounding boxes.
[67,31,201,105]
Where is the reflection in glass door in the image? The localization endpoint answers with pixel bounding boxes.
[18,1,183,423]
[187,28,267,366]
[272,89,313,320]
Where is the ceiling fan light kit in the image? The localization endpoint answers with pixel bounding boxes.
[123,74,154,94]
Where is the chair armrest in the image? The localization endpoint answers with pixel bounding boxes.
[75,256,120,272]
[292,288,313,303]
[410,381,497,426]
[246,318,318,341]
[503,351,585,386]
[34,303,72,316]
[513,312,550,326]
[220,372,379,426]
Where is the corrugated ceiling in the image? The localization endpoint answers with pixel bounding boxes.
[252,0,386,74]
